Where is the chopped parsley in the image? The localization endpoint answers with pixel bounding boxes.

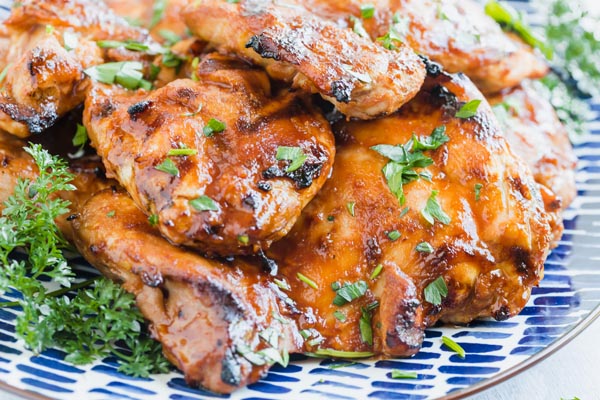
[387,230,401,241]
[310,349,374,359]
[297,272,318,290]
[391,370,418,379]
[346,201,356,217]
[149,0,168,29]
[333,281,368,306]
[350,15,369,38]
[359,307,373,345]
[84,61,152,90]
[376,12,409,50]
[189,195,219,212]
[154,157,179,176]
[69,123,88,158]
[360,4,375,19]
[474,183,483,201]
[333,310,347,322]
[273,278,291,291]
[441,336,466,358]
[416,242,434,254]
[424,276,448,306]
[276,146,307,172]
[372,126,449,206]
[370,264,383,280]
[421,190,451,225]
[106,210,116,218]
[148,214,159,226]
[168,148,197,157]
[63,31,78,51]
[455,100,482,119]
[202,118,226,137]
[237,234,250,245]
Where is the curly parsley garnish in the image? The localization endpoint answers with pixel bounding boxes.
[0,144,169,377]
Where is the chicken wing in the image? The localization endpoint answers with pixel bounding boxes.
[267,70,553,356]
[182,0,426,119]
[0,0,154,137]
[71,188,301,394]
[302,0,548,94]
[84,53,336,256]
[489,81,577,210]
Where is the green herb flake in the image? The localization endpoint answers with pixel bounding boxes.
[474,183,483,201]
[276,146,307,173]
[148,214,159,226]
[372,126,449,206]
[421,190,451,225]
[360,4,375,19]
[0,63,12,85]
[106,210,116,218]
[441,335,466,358]
[154,157,179,176]
[346,201,356,217]
[189,195,219,212]
[416,241,434,254]
[400,206,410,218]
[273,278,291,291]
[424,276,448,306]
[327,215,335,222]
[350,15,369,38]
[333,310,347,322]
[158,29,181,46]
[387,230,401,241]
[455,100,482,119]
[63,31,78,51]
[203,118,226,137]
[297,272,319,290]
[359,307,373,345]
[332,281,368,306]
[168,148,197,157]
[150,0,168,29]
[370,264,383,280]
[312,349,374,359]
[84,61,151,91]
[45,24,54,34]
[72,123,88,148]
[391,370,418,379]
[238,234,250,245]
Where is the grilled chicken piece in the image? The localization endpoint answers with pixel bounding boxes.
[71,188,301,393]
[302,0,548,94]
[85,53,335,256]
[489,81,577,210]
[267,71,553,356]
[183,0,426,119]
[0,0,154,138]
[104,0,189,42]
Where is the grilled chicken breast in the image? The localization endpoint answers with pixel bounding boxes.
[303,0,548,94]
[0,0,154,137]
[85,53,336,256]
[183,0,426,119]
[71,188,301,394]
[489,81,577,210]
[267,70,553,356]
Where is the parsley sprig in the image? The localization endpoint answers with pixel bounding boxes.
[0,144,169,377]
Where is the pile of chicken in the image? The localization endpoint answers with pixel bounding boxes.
[0,0,577,394]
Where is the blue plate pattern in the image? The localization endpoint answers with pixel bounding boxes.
[1,1,599,399]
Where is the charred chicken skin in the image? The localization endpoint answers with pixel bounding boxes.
[84,53,336,256]
[0,0,155,138]
[71,189,301,394]
[268,71,553,356]
[302,0,548,94]
[183,0,426,119]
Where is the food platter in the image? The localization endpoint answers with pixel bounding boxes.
[1,0,600,399]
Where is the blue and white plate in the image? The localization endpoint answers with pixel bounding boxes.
[1,1,600,399]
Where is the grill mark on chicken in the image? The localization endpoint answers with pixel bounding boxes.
[183,0,426,120]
